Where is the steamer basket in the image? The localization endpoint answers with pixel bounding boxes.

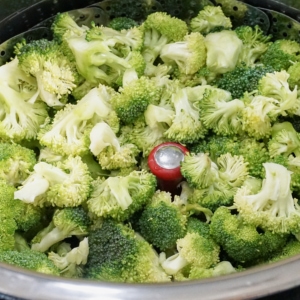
[0,1,300,299]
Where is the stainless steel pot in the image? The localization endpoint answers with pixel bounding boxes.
[0,1,300,299]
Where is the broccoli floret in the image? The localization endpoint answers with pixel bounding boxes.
[241,94,279,139]
[234,162,300,234]
[31,206,90,252]
[108,17,139,31]
[164,87,207,144]
[85,219,170,283]
[51,12,88,42]
[15,156,92,207]
[184,153,248,211]
[199,87,245,135]
[260,39,300,71]
[39,85,119,156]
[0,250,60,275]
[48,237,89,278]
[0,142,36,186]
[180,153,219,189]
[89,122,139,170]
[16,39,80,107]
[138,191,188,251]
[204,30,243,74]
[235,25,272,66]
[215,65,274,99]
[161,230,220,276]
[190,135,270,178]
[0,58,48,143]
[141,12,188,75]
[268,122,300,158]
[160,32,206,75]
[258,71,299,116]
[87,170,156,221]
[268,237,300,263]
[111,76,161,124]
[210,206,288,265]
[190,6,232,35]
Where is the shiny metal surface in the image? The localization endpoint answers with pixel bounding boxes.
[154,146,185,170]
[0,0,300,299]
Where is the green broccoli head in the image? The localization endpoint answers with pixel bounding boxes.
[138,191,187,251]
[0,250,60,275]
[85,219,170,283]
[0,143,36,186]
[108,17,139,31]
[210,206,288,265]
[199,87,245,135]
[111,76,161,124]
[31,206,91,252]
[235,25,272,66]
[234,162,300,235]
[215,64,275,99]
[260,39,300,71]
[87,170,156,221]
[17,39,80,107]
[160,32,207,75]
[287,61,300,89]
[190,5,232,35]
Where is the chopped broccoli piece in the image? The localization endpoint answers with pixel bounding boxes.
[85,219,170,283]
[0,250,60,276]
[190,6,232,35]
[204,30,243,74]
[215,64,274,99]
[210,206,288,265]
[108,17,139,31]
[87,170,156,221]
[31,206,90,252]
[260,39,300,71]
[287,61,300,89]
[160,32,207,75]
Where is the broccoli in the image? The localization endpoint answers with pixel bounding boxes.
[164,87,207,144]
[87,170,156,221]
[141,12,188,75]
[16,39,80,107]
[15,156,92,208]
[260,39,300,71]
[215,64,275,99]
[234,162,300,234]
[110,76,161,124]
[0,142,36,186]
[138,191,188,251]
[235,25,272,66]
[89,122,139,170]
[51,12,88,42]
[48,237,89,278]
[85,219,170,283]
[31,206,91,252]
[190,6,232,35]
[268,122,300,158]
[38,85,119,156]
[190,135,270,178]
[0,58,48,143]
[210,206,288,265]
[204,30,243,74]
[108,17,139,31]
[160,32,207,75]
[258,71,299,116]
[199,87,245,135]
[184,153,248,212]
[160,229,220,276]
[0,250,60,276]
[241,94,279,139]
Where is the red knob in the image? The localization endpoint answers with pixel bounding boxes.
[148,142,189,195]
